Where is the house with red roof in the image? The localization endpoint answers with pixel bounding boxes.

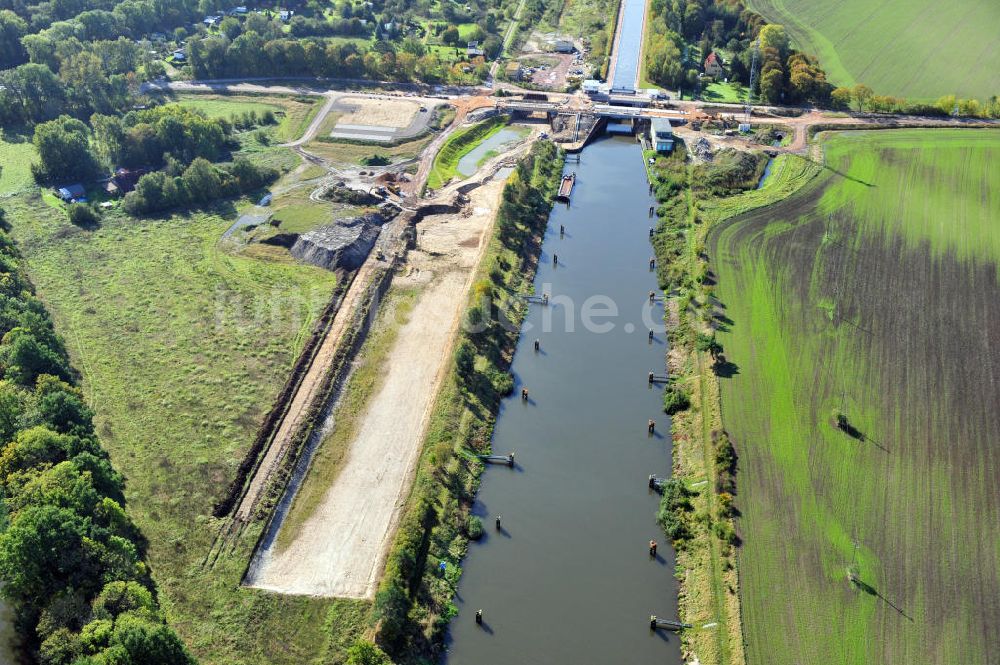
[704,52,724,77]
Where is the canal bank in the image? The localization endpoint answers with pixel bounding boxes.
[445,136,683,665]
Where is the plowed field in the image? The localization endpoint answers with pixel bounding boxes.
[710,130,1000,664]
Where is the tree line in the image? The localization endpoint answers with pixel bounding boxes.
[0,209,195,664]
[186,33,489,84]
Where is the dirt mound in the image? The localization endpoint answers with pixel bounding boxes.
[290,214,386,271]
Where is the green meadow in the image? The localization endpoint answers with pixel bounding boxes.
[3,189,358,663]
[747,0,1000,99]
[0,129,38,196]
[710,130,1000,664]
[174,94,323,143]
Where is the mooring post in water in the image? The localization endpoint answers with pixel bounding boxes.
[495,515,501,530]
[648,330,654,343]
[521,387,529,401]
[649,182,654,194]
[648,419,656,434]
[649,205,654,217]
[649,227,654,238]
[649,615,658,630]
[533,339,540,352]
[648,371,655,384]
[649,290,656,302]
[507,451,515,467]
[648,474,656,489]
[649,540,658,557]
[542,293,549,306]
[649,257,656,270]
[553,253,558,266]
[476,609,483,625]
[560,224,565,236]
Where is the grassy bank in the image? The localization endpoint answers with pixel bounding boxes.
[427,116,508,190]
[710,129,1000,664]
[372,141,562,662]
[647,145,821,665]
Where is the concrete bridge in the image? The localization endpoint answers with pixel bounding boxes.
[496,99,688,122]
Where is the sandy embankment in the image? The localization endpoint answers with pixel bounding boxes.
[247,178,507,598]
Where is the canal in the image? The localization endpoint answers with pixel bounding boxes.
[610,0,647,91]
[445,136,682,665]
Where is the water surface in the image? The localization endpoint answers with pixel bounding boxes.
[445,136,682,665]
[457,128,526,177]
[611,0,647,91]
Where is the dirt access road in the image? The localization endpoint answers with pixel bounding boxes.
[247,174,511,598]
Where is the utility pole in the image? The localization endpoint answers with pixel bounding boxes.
[745,37,760,124]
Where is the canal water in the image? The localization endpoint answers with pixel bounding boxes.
[610,0,647,91]
[457,127,527,177]
[445,136,682,665]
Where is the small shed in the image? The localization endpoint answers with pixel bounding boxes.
[57,184,86,201]
[582,79,602,95]
[651,118,674,153]
[505,61,523,81]
[553,39,573,53]
[467,41,485,57]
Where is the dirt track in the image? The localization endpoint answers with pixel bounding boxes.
[246,178,507,598]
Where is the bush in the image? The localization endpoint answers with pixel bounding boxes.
[66,203,99,228]
[346,640,392,665]
[663,384,691,414]
[466,515,483,540]
[360,154,390,166]
[490,369,514,396]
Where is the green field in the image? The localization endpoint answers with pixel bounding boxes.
[173,94,323,142]
[2,190,360,663]
[710,130,1000,664]
[0,130,37,196]
[746,0,1000,100]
